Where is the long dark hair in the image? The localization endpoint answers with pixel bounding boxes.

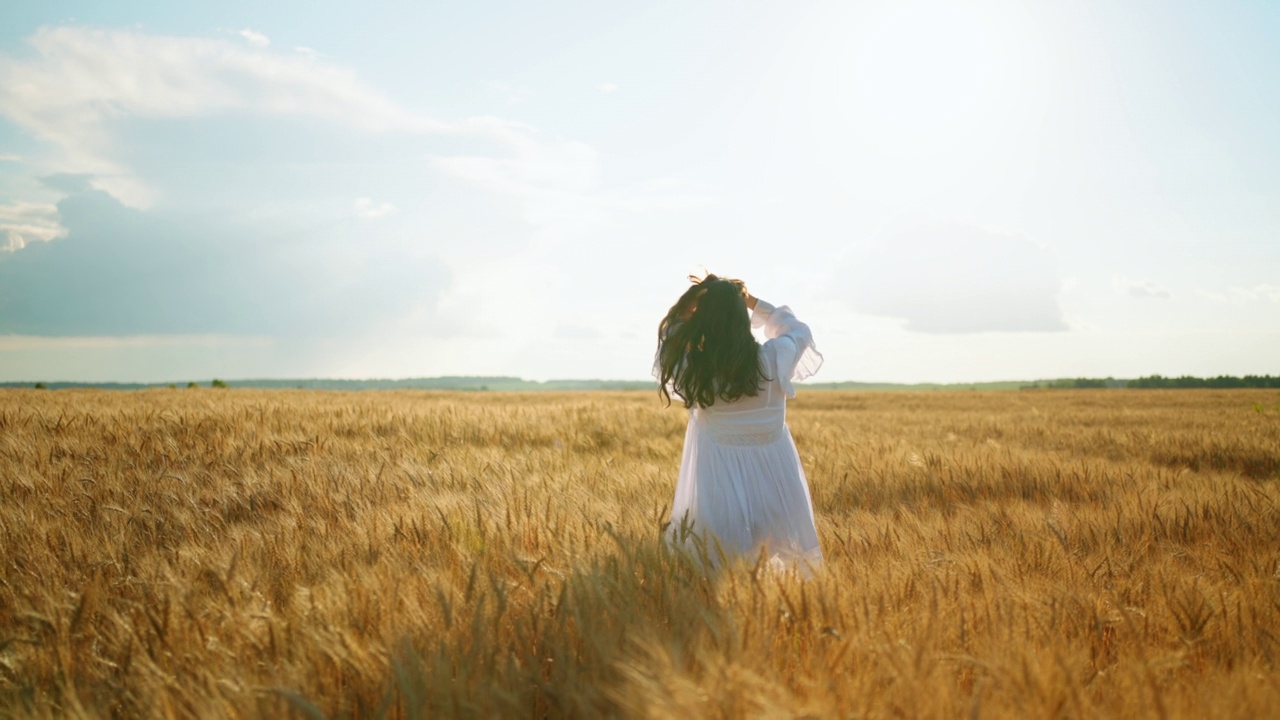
[657,274,767,408]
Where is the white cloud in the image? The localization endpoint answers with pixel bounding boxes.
[431,117,604,229]
[599,82,618,93]
[354,197,396,219]
[431,117,712,235]
[0,200,67,252]
[1230,284,1280,303]
[1197,285,1280,304]
[0,26,449,207]
[1112,275,1171,299]
[0,153,20,162]
[237,28,270,47]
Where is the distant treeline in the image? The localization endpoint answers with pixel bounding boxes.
[5,374,1278,392]
[1024,375,1280,389]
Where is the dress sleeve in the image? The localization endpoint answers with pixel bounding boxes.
[751,299,823,398]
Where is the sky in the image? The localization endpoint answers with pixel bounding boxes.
[1,0,1277,384]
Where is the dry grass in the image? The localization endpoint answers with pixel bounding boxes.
[2,388,1279,718]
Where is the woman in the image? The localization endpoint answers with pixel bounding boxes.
[655,273,823,572]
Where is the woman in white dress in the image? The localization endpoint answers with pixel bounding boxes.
[655,274,824,572]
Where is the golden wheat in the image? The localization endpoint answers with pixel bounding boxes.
[1,388,1278,718]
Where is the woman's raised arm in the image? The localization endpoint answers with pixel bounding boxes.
[751,299,824,396]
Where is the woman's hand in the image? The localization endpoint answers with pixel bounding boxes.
[742,287,758,311]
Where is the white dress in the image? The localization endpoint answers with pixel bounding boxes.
[661,299,824,571]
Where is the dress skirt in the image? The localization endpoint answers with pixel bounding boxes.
[667,413,823,570]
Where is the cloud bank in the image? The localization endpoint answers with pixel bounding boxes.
[839,225,1067,333]
[0,180,451,337]
[0,25,655,346]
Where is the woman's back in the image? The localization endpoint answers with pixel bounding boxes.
[693,341,790,445]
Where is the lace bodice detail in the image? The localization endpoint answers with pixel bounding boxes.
[704,425,785,446]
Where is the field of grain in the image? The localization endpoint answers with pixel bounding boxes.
[2,388,1279,718]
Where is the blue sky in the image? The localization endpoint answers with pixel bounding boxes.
[1,0,1277,383]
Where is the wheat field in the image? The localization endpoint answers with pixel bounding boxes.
[1,388,1278,718]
